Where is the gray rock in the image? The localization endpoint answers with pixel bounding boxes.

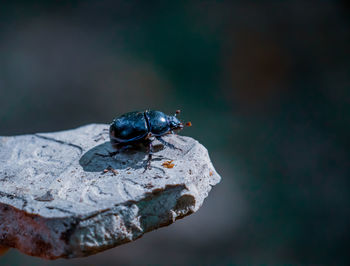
[0,124,221,259]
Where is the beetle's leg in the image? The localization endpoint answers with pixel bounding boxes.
[144,141,154,172]
[93,128,109,142]
[156,136,182,151]
[145,132,154,139]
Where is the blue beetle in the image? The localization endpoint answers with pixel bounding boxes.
[103,110,191,170]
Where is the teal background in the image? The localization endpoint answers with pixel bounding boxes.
[0,1,349,265]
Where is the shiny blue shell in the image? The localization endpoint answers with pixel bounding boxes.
[109,110,174,144]
[145,110,170,136]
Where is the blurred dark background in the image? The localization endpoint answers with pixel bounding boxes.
[1,0,349,265]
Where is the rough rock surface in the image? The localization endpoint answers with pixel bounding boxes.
[0,124,221,259]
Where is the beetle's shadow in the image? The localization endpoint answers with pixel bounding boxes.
[79,141,166,172]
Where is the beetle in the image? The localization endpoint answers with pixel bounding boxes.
[100,110,191,170]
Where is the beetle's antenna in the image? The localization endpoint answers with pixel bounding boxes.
[174,109,181,117]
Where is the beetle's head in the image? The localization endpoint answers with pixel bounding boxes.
[168,110,192,131]
[167,115,183,130]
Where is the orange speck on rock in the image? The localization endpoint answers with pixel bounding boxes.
[162,160,175,168]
